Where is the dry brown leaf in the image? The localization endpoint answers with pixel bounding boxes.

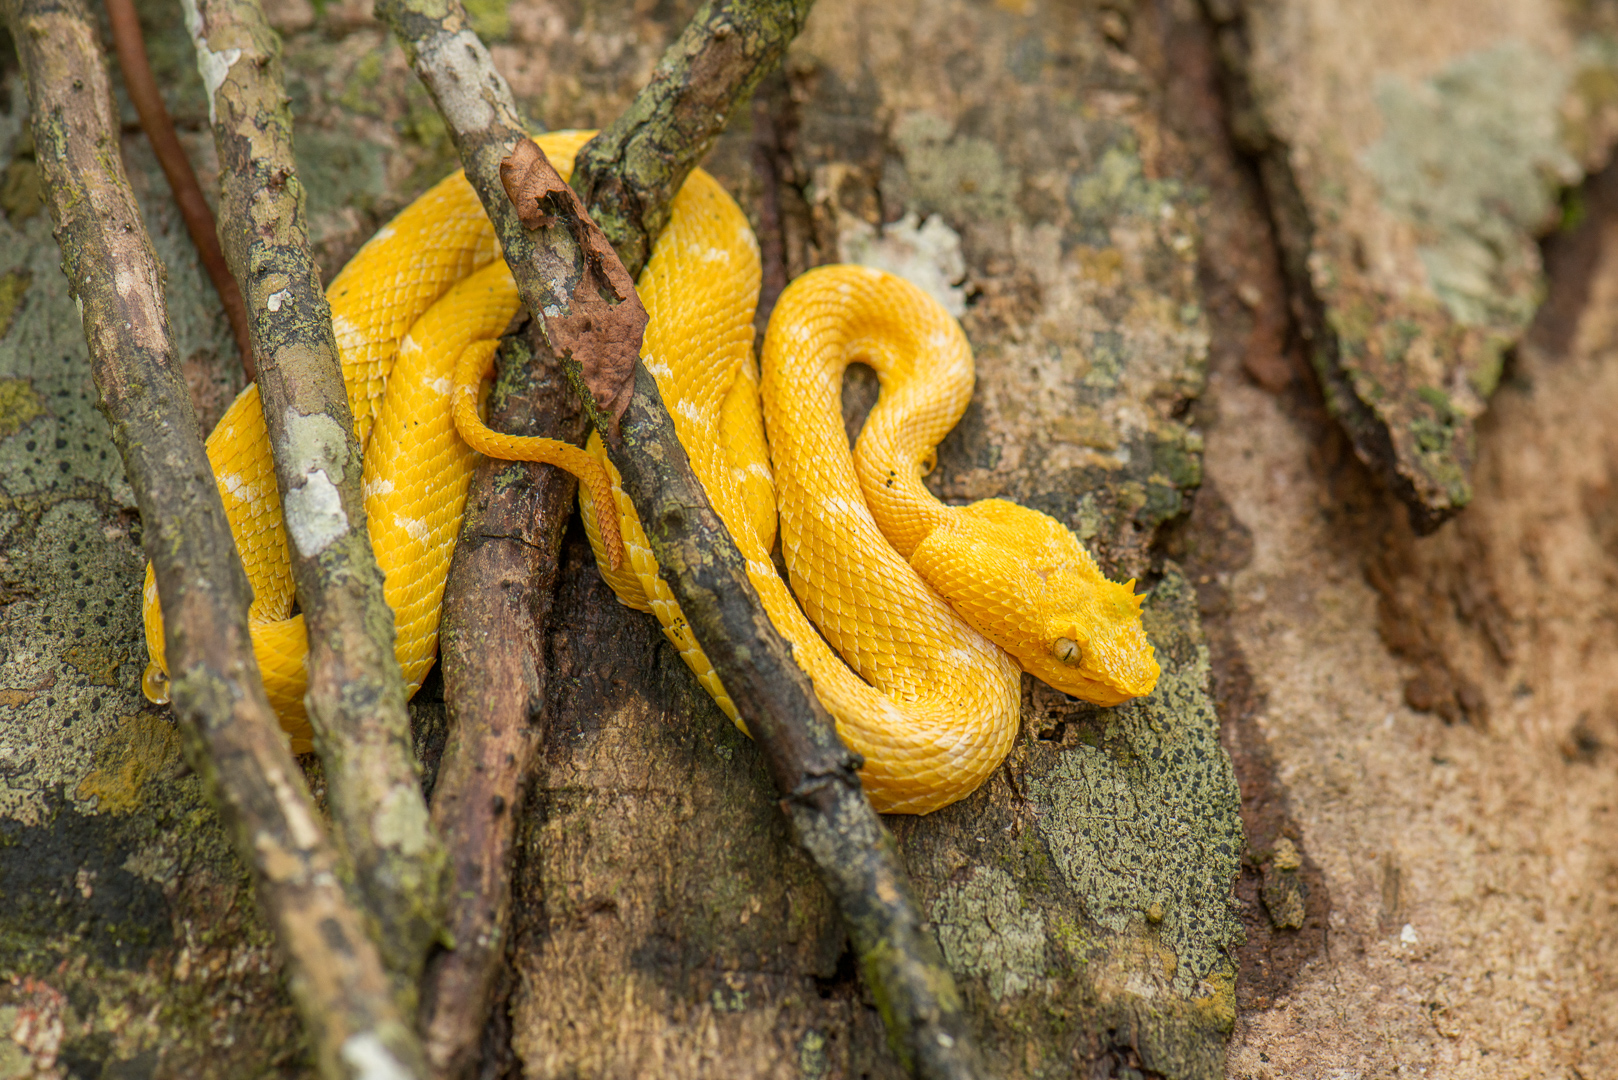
[499,138,647,436]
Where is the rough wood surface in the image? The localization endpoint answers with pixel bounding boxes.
[0,0,1271,1075]
[506,0,1239,1076]
[1193,147,1618,1080]
[1208,0,1618,530]
[381,0,993,1070]
[418,330,586,1078]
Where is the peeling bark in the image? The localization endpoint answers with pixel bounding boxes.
[1204,0,1618,530]
[498,138,647,432]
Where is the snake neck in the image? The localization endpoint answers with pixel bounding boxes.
[853,415,955,558]
[799,275,974,558]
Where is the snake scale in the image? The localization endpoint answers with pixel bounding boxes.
[142,130,1160,814]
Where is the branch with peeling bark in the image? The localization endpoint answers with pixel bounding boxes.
[378,0,983,1075]
[180,0,447,992]
[2,0,427,1077]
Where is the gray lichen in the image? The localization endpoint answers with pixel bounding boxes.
[1025,570,1244,1000]
[930,866,1048,1000]
[1362,41,1576,335]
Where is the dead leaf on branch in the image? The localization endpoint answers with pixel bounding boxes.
[499,138,647,436]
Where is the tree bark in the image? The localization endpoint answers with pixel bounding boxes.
[183,0,447,989]
[55,0,1618,1076]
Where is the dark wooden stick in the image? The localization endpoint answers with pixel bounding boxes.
[418,331,587,1077]
[607,364,980,1080]
[2,0,427,1075]
[375,1,983,1075]
[103,0,255,379]
[181,0,448,992]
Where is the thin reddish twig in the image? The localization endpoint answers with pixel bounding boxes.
[105,0,256,380]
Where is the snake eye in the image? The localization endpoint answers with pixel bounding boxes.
[1053,637,1081,666]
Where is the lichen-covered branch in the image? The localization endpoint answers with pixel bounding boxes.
[2,0,427,1076]
[570,0,815,278]
[181,0,447,990]
[104,0,255,378]
[418,332,587,1078]
[376,1,983,1075]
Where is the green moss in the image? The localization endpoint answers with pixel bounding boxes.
[338,49,390,118]
[1045,913,1095,968]
[73,715,182,815]
[2,127,44,223]
[1082,330,1125,389]
[0,374,45,439]
[1068,141,1182,245]
[1415,385,1455,418]
[462,0,510,41]
[1411,414,1455,454]
[1325,298,1376,361]
[797,1029,831,1080]
[0,269,31,341]
[1147,422,1205,520]
[1469,335,1509,398]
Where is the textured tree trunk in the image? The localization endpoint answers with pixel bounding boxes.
[6,0,1618,1077]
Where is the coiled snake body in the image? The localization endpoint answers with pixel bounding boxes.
[143,131,1159,814]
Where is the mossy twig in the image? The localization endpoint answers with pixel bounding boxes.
[180,0,448,991]
[378,0,983,1074]
[571,0,815,280]
[2,0,428,1075]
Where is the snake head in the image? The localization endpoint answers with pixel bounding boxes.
[910,499,1159,705]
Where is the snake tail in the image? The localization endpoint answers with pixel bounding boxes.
[450,335,625,570]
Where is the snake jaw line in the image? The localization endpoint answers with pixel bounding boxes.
[908,498,1160,706]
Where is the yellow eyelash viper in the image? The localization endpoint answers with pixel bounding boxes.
[141,129,1160,815]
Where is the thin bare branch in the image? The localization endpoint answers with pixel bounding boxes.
[103,0,255,378]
